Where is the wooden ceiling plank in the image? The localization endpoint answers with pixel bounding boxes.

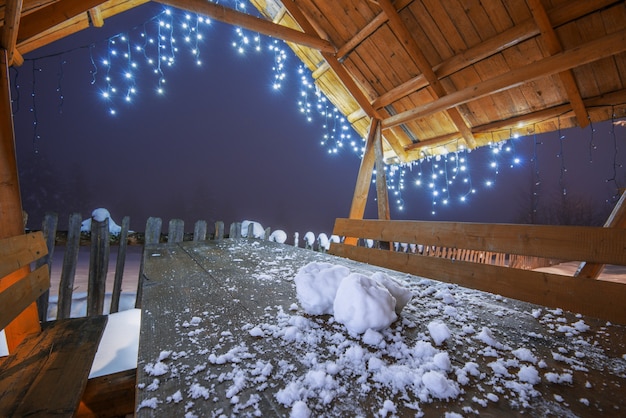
[378,0,476,147]
[528,0,589,128]
[153,0,335,53]
[382,28,626,130]
[373,0,614,111]
[1,0,23,66]
[17,0,108,43]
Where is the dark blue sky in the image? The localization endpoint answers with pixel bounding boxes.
[12,3,625,236]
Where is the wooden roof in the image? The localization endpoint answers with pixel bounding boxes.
[2,0,626,163]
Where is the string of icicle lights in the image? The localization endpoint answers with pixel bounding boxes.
[20,3,549,214]
[376,139,523,215]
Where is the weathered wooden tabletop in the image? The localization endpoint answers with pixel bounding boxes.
[136,239,626,417]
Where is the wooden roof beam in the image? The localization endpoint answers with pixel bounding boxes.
[378,0,476,148]
[383,28,626,129]
[528,0,589,128]
[372,0,616,111]
[155,0,335,54]
[1,0,23,66]
[472,87,626,135]
[17,0,108,43]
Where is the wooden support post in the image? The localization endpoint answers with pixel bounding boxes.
[345,119,379,245]
[576,192,626,278]
[0,49,23,238]
[0,48,38,351]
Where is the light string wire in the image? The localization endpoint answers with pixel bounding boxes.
[56,57,66,113]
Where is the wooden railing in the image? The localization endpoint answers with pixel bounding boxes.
[329,218,626,324]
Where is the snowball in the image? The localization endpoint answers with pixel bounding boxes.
[428,320,451,346]
[333,273,397,334]
[269,230,288,244]
[422,370,460,400]
[370,272,413,314]
[290,400,311,418]
[294,262,350,315]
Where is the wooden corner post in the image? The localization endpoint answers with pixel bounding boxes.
[344,119,380,245]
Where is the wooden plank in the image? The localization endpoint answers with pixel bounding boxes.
[0,315,107,417]
[383,28,626,129]
[214,221,224,240]
[110,216,130,314]
[156,0,334,53]
[87,218,109,317]
[77,369,136,417]
[193,220,207,241]
[329,243,626,324]
[136,217,162,309]
[36,212,57,322]
[168,219,185,243]
[57,213,81,320]
[0,265,48,332]
[331,218,626,265]
[0,231,48,278]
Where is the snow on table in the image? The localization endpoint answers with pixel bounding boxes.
[136,239,626,417]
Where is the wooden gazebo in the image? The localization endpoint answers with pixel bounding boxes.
[1,1,626,416]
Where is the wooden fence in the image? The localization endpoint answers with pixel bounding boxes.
[35,213,327,321]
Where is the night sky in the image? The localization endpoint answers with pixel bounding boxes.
[11,3,625,237]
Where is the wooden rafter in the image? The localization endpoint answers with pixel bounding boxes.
[377,0,476,148]
[528,0,589,128]
[88,6,104,27]
[383,28,626,129]
[155,0,335,54]
[16,0,150,55]
[17,0,108,43]
[0,0,22,65]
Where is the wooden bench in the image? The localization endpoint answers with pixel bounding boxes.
[329,218,626,324]
[0,231,108,417]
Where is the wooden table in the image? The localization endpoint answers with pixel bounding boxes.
[136,239,626,417]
